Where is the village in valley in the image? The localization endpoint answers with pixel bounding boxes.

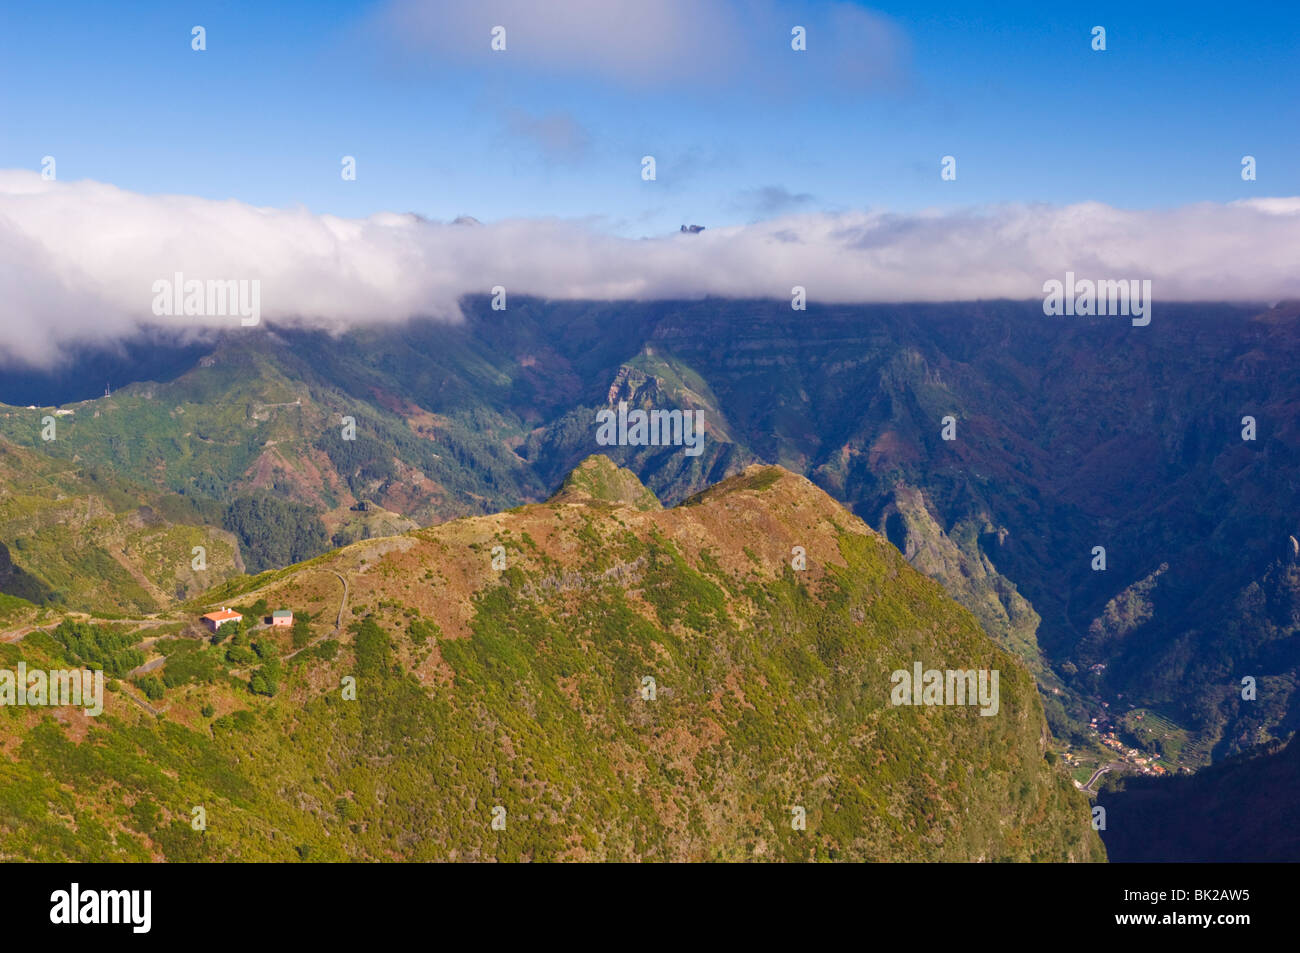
[1059,698,1200,796]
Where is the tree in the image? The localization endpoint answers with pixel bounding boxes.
[135,676,164,701]
[249,660,281,697]
[291,614,313,649]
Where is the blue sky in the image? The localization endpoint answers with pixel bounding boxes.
[2,0,1297,236]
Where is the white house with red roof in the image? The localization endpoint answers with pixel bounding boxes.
[201,607,242,633]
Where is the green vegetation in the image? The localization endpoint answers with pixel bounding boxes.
[223,496,329,574]
[314,433,396,497]
[48,620,144,677]
[291,612,313,649]
[248,660,280,697]
[159,639,221,689]
[551,455,662,511]
[0,463,1102,862]
[1,299,1295,774]
[134,676,164,701]
[226,644,256,665]
[407,617,440,645]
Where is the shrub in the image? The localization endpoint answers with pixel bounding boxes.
[225,645,256,665]
[249,660,281,697]
[291,615,313,649]
[135,676,164,701]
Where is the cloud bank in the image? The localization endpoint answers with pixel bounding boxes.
[2,170,1299,367]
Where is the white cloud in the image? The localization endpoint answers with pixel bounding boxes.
[2,170,1299,366]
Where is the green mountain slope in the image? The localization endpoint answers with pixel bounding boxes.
[0,459,1101,862]
[4,296,1296,772]
[0,436,242,617]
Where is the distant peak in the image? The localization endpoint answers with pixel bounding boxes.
[549,455,661,511]
[451,215,482,226]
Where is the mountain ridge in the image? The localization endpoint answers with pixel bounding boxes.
[1,296,1296,773]
[0,456,1102,861]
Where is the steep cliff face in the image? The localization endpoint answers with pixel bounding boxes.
[558,298,1300,758]
[0,458,1102,862]
[877,483,1044,677]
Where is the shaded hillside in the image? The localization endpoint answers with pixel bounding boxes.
[0,540,53,605]
[0,458,1101,862]
[1097,734,1300,861]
